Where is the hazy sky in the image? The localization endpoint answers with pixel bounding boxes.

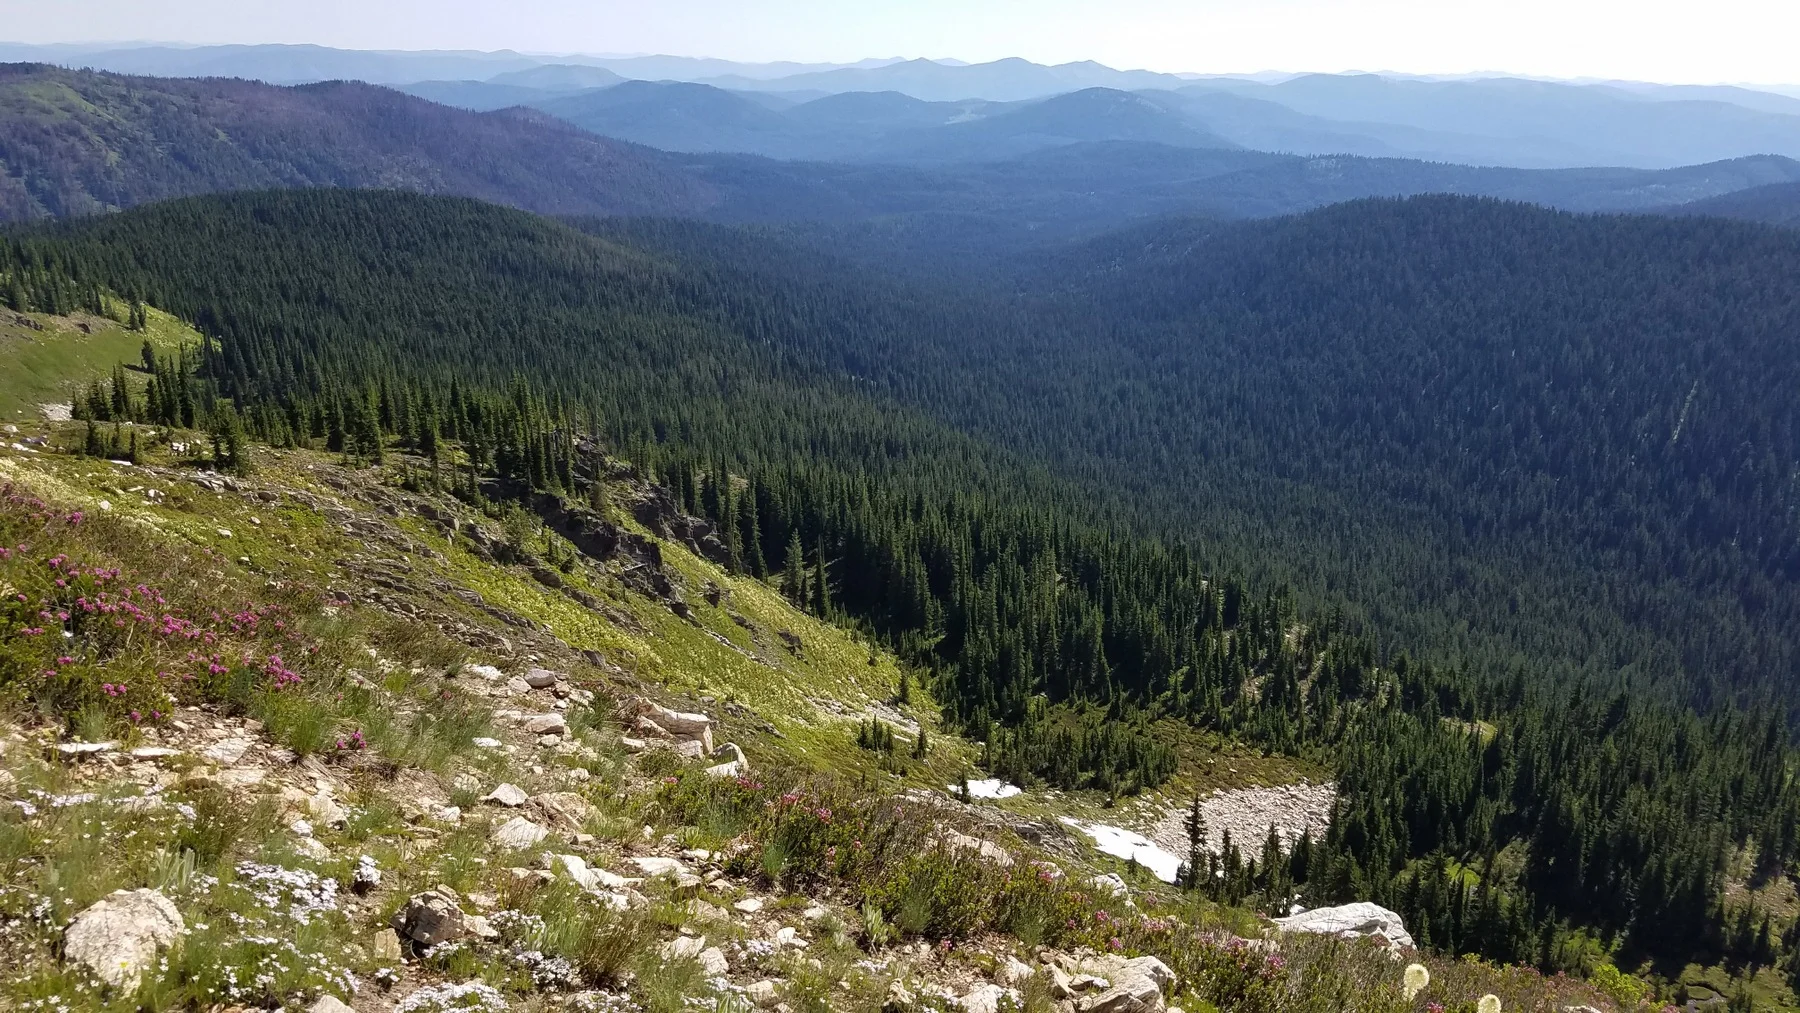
[5,0,1797,84]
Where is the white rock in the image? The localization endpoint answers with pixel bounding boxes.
[1070,974,1111,994]
[959,984,1019,1013]
[745,980,780,1007]
[201,737,253,765]
[633,699,714,738]
[481,783,529,807]
[465,664,505,681]
[293,836,330,861]
[1079,974,1161,1013]
[521,713,568,736]
[56,741,117,758]
[697,946,729,976]
[523,667,561,689]
[128,746,181,760]
[63,889,185,990]
[945,830,1014,867]
[662,935,707,960]
[996,955,1036,987]
[308,998,355,1013]
[1273,901,1415,950]
[490,816,550,849]
[628,856,689,877]
[465,914,499,939]
[308,791,348,826]
[551,854,618,893]
[471,737,503,749]
[210,767,266,789]
[734,897,765,914]
[705,742,749,778]
[1120,956,1175,990]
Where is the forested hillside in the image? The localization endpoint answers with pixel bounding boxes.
[10,189,1800,979]
[15,191,1800,707]
[1666,180,1800,226]
[592,204,1800,711]
[0,63,714,221]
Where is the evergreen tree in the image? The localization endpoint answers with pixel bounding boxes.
[813,534,831,617]
[1182,794,1209,890]
[783,531,808,607]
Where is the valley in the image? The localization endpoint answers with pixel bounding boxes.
[3,32,1800,1013]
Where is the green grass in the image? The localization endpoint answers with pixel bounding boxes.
[0,306,196,419]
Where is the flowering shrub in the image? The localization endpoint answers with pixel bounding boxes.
[0,482,317,734]
[658,770,1185,950]
[1187,935,1291,1013]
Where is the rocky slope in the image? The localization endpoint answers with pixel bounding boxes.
[0,353,1625,1013]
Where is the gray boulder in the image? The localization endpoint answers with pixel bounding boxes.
[389,888,468,947]
[63,889,185,990]
[1273,901,1415,950]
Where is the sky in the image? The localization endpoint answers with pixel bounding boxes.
[3,0,1797,85]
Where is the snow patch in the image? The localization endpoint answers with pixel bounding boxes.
[1060,818,1183,883]
[949,778,1021,799]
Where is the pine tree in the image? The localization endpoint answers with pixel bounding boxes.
[813,535,831,616]
[1182,793,1209,890]
[783,531,808,607]
[109,365,130,420]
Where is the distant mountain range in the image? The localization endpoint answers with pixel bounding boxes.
[3,63,1798,244]
[0,43,895,87]
[392,75,1800,172]
[7,42,1800,170]
[524,84,1236,164]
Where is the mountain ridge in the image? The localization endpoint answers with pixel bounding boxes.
[0,63,717,221]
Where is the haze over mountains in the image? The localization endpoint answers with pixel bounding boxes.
[6,61,1800,245]
[7,41,1800,170]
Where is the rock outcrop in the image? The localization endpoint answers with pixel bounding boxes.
[63,889,186,990]
[1274,901,1415,950]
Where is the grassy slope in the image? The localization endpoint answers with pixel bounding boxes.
[0,317,1657,1013]
[0,306,194,419]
